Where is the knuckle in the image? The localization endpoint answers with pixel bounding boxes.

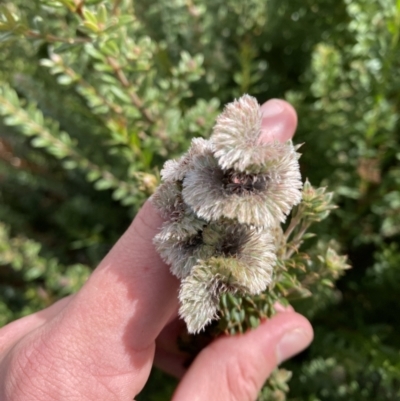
[1,329,92,401]
[224,359,260,401]
[203,343,261,401]
[2,334,61,400]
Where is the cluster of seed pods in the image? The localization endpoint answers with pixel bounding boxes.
[152,95,302,333]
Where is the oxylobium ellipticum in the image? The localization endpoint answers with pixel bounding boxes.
[151,95,349,336]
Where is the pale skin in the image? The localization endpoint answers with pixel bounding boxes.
[0,99,313,401]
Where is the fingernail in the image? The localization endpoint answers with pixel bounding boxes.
[258,100,288,143]
[261,99,285,118]
[274,303,294,313]
[276,328,311,364]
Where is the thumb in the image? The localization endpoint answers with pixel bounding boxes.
[172,312,313,401]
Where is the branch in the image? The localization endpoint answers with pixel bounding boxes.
[59,62,125,116]
[0,90,146,196]
[0,138,45,174]
[26,30,91,44]
[284,222,312,260]
[283,207,302,240]
[112,0,122,16]
[105,56,155,124]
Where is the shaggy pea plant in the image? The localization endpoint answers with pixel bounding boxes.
[152,95,349,399]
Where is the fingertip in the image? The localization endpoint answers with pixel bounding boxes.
[208,311,313,373]
[274,302,295,313]
[202,311,313,361]
[259,98,298,143]
[269,312,313,364]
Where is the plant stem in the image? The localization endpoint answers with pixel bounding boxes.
[27,30,90,44]
[105,56,155,124]
[283,207,302,240]
[284,222,311,260]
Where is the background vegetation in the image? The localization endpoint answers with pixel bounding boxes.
[0,0,399,400]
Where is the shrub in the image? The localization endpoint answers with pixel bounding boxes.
[0,1,399,400]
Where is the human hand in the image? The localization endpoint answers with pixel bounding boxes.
[0,99,313,401]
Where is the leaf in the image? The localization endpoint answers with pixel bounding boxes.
[40,58,55,68]
[62,160,78,170]
[0,32,16,42]
[249,315,260,328]
[31,137,50,148]
[302,233,316,240]
[97,4,108,25]
[82,21,100,33]
[94,178,114,190]
[109,86,131,103]
[55,0,77,10]
[112,186,128,201]
[84,44,104,60]
[85,0,105,4]
[57,75,74,85]
[82,8,98,25]
[86,170,102,182]
[321,279,334,288]
[0,5,16,24]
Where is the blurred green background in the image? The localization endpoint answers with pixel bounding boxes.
[0,0,399,399]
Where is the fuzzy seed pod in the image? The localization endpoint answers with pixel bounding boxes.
[160,137,213,182]
[155,221,276,288]
[182,143,302,227]
[151,181,206,241]
[211,94,262,171]
[179,263,248,334]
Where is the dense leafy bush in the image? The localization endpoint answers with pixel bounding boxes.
[0,0,399,400]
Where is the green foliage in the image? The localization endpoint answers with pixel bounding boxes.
[0,222,90,325]
[0,0,399,400]
[258,369,292,401]
[216,181,349,337]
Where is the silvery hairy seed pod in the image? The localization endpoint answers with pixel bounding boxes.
[179,224,276,333]
[179,263,249,334]
[211,94,263,172]
[201,224,277,294]
[151,181,206,241]
[160,137,213,182]
[154,222,276,284]
[180,95,302,227]
[211,94,301,172]
[178,224,276,333]
[182,141,302,227]
[153,228,213,279]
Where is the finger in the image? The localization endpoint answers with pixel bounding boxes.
[154,305,296,379]
[154,348,187,379]
[154,318,188,378]
[64,201,180,347]
[156,318,187,356]
[20,202,182,397]
[172,312,313,401]
[153,305,296,379]
[259,99,298,143]
[274,302,295,313]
